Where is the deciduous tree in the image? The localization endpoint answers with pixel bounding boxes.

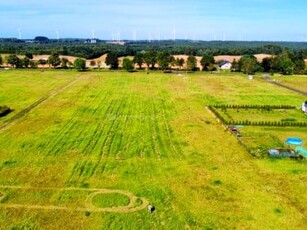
[48,52,61,68]
[157,52,171,70]
[239,55,259,75]
[143,50,157,70]
[133,53,144,69]
[187,55,197,71]
[22,57,30,68]
[7,54,20,68]
[61,58,69,69]
[73,58,86,71]
[38,59,47,69]
[122,58,134,72]
[175,58,185,70]
[200,53,215,71]
[273,51,294,75]
[25,52,33,59]
[105,52,118,69]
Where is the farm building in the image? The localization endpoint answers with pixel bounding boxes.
[219,60,232,70]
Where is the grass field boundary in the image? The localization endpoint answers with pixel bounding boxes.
[0,74,83,132]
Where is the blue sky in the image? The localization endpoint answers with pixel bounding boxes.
[0,0,306,41]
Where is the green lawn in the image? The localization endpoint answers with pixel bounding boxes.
[0,70,306,229]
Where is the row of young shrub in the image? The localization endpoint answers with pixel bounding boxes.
[0,106,12,117]
[212,104,296,109]
[226,120,307,127]
[207,106,307,127]
[208,106,228,123]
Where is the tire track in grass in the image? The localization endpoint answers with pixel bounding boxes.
[76,89,111,156]
[48,81,110,156]
[91,88,124,176]
[158,89,185,160]
[104,93,126,159]
[153,101,168,158]
[160,97,180,159]
[43,83,102,155]
[68,90,118,181]
[104,98,124,160]
[0,185,149,213]
[56,88,109,155]
[66,91,116,183]
[0,74,83,132]
[118,89,136,159]
[150,97,161,159]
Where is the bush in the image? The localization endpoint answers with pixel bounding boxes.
[0,106,12,117]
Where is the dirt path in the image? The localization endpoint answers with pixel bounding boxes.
[0,75,83,132]
[264,75,307,96]
[0,185,149,213]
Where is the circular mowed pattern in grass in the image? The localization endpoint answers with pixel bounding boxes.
[91,193,130,208]
[0,191,6,203]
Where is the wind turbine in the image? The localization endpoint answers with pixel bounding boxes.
[173,28,176,42]
[117,31,121,42]
[56,28,60,40]
[147,32,151,42]
[17,28,22,39]
[132,30,137,41]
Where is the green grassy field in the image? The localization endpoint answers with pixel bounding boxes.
[215,106,306,123]
[0,70,306,229]
[270,74,307,92]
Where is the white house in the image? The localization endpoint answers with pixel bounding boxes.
[219,60,232,70]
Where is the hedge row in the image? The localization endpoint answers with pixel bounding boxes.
[212,104,296,109]
[207,106,307,127]
[0,106,12,117]
[226,120,307,127]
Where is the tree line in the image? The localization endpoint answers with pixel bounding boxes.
[0,52,86,71]
[232,50,306,75]
[0,40,307,59]
[0,48,306,75]
[106,50,306,75]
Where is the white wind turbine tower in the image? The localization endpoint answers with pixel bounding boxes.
[17,28,22,39]
[56,28,60,40]
[117,31,121,42]
[132,30,137,42]
[223,32,226,41]
[92,29,95,39]
[173,28,176,42]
